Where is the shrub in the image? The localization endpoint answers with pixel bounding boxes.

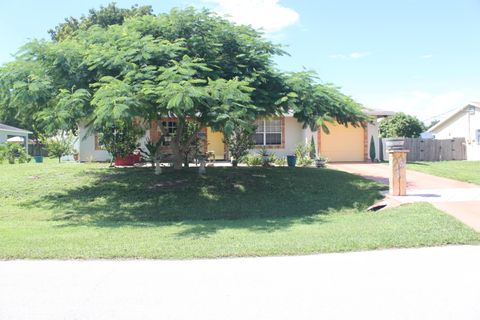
[295,143,310,160]
[223,126,255,167]
[379,112,425,138]
[2,143,31,164]
[274,157,287,166]
[309,136,317,159]
[0,144,7,164]
[96,122,144,160]
[369,136,376,161]
[257,148,275,167]
[242,154,263,166]
[297,157,314,167]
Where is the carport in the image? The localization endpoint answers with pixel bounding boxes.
[0,123,32,152]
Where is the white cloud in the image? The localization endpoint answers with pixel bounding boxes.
[329,52,371,60]
[204,0,299,33]
[420,54,433,59]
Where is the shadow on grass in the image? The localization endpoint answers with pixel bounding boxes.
[23,167,385,236]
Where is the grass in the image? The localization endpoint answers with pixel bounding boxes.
[0,160,478,259]
[408,161,480,185]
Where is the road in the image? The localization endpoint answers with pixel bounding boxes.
[1,245,479,320]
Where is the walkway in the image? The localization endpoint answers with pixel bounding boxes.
[329,163,480,231]
[0,246,479,320]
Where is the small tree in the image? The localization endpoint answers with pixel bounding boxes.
[379,112,425,138]
[140,138,165,175]
[369,136,376,162]
[178,121,202,168]
[45,134,74,163]
[96,122,144,165]
[223,126,255,167]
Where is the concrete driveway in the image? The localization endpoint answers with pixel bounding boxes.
[329,163,480,231]
[0,246,479,320]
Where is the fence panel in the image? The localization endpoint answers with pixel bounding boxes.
[380,138,466,161]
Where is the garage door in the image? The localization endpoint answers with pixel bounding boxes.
[320,122,365,162]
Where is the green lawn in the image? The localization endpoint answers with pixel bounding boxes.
[408,161,480,185]
[0,160,478,259]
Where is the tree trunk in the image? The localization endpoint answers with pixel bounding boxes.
[170,142,183,170]
[154,158,162,175]
[232,160,238,167]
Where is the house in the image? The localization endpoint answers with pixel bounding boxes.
[0,123,32,151]
[427,102,480,160]
[78,110,392,163]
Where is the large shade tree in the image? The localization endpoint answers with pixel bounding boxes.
[0,5,368,170]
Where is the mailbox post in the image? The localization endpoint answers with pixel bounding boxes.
[388,149,409,196]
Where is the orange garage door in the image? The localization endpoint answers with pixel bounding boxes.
[320,123,365,162]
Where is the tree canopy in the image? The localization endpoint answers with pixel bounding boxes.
[0,5,368,169]
[379,112,426,138]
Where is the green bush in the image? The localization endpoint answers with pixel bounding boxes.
[0,144,7,164]
[45,135,75,163]
[2,143,31,164]
[242,154,263,166]
[274,157,287,166]
[295,143,314,167]
[309,136,317,159]
[297,157,314,167]
[369,136,376,162]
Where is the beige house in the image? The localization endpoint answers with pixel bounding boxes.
[428,102,480,160]
[78,109,392,163]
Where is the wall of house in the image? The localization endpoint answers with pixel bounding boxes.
[78,125,149,162]
[248,117,304,158]
[78,126,111,162]
[0,130,29,151]
[430,106,480,160]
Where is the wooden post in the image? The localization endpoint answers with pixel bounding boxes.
[388,150,409,196]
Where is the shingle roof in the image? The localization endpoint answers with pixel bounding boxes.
[0,123,33,134]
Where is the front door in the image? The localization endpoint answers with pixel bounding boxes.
[207,128,225,160]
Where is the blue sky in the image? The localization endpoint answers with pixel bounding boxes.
[1,0,479,121]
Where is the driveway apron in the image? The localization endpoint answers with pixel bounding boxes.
[329,163,480,231]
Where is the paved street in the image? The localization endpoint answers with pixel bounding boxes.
[1,246,479,320]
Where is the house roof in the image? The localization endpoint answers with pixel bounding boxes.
[282,109,394,118]
[0,123,33,134]
[366,109,395,117]
[427,102,480,133]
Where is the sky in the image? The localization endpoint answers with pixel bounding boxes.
[1,0,479,122]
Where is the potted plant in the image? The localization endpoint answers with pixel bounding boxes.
[315,156,327,168]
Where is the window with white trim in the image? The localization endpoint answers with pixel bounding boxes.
[159,121,177,145]
[254,119,282,146]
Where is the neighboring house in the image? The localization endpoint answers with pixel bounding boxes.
[78,109,392,163]
[428,102,480,160]
[0,123,32,151]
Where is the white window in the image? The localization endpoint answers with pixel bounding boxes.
[254,119,282,146]
[159,121,177,145]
